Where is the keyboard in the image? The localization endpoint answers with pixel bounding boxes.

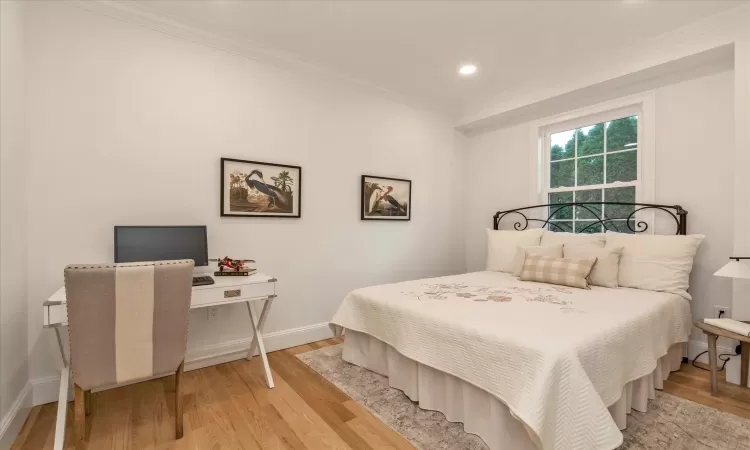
[192,275,215,286]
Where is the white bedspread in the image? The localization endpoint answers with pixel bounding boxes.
[330,271,692,450]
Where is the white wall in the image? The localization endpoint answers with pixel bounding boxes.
[0,0,31,443]
[655,71,735,335]
[464,123,534,272]
[24,1,465,400]
[732,27,750,321]
[464,70,735,343]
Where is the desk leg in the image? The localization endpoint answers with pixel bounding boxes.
[707,333,719,396]
[246,297,273,361]
[54,365,70,450]
[245,298,275,388]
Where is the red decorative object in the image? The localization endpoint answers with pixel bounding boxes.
[210,257,255,272]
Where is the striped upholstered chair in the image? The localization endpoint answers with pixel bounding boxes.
[64,260,194,446]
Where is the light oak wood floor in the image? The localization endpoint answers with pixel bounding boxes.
[12,338,750,449]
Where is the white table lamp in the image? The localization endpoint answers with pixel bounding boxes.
[714,257,750,279]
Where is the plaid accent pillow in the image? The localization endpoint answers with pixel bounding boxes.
[519,255,597,289]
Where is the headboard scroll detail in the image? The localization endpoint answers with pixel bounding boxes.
[493,202,687,235]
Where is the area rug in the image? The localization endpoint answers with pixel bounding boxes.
[298,345,750,450]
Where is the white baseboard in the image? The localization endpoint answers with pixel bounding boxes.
[30,322,333,406]
[0,382,32,450]
[687,338,735,364]
[31,375,63,408]
[185,321,333,371]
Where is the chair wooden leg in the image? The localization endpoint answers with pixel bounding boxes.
[74,385,86,448]
[175,361,184,439]
[84,390,92,416]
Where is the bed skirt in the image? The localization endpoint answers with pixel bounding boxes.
[342,330,685,450]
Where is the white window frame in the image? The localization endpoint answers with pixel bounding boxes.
[531,92,655,232]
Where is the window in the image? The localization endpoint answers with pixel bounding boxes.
[545,115,639,233]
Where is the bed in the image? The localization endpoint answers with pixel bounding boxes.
[330,202,698,450]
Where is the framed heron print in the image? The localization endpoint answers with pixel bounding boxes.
[361,175,411,221]
[221,158,301,218]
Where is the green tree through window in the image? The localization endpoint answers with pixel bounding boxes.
[548,115,638,233]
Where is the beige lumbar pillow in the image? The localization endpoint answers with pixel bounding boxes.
[511,244,563,276]
[519,255,597,289]
[564,245,623,288]
[540,231,605,248]
[486,228,544,273]
[605,231,704,299]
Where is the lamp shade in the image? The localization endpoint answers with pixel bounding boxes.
[714,260,750,279]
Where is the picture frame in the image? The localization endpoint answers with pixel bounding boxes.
[361,175,411,221]
[221,158,302,218]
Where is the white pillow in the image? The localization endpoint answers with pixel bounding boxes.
[605,231,704,299]
[564,245,622,288]
[486,228,543,273]
[511,244,563,276]
[541,231,605,248]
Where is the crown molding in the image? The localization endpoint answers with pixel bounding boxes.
[63,0,453,118]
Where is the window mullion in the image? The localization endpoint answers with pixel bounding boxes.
[573,129,578,231]
[571,191,578,233]
[607,148,636,155]
[603,120,608,184]
[548,181,637,194]
[574,130,578,188]
[602,123,607,220]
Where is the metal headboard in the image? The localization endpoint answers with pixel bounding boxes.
[493,202,687,235]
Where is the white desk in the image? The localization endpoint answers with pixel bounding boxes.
[43,273,277,450]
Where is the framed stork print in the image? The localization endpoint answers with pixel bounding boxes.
[361,175,411,221]
[221,158,301,218]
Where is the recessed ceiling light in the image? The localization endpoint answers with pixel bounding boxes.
[458,64,478,76]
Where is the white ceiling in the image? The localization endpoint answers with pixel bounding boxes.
[130,0,745,116]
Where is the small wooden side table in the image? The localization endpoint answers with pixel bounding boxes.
[694,319,750,395]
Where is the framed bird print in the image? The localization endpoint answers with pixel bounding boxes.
[361,175,411,221]
[221,158,301,218]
